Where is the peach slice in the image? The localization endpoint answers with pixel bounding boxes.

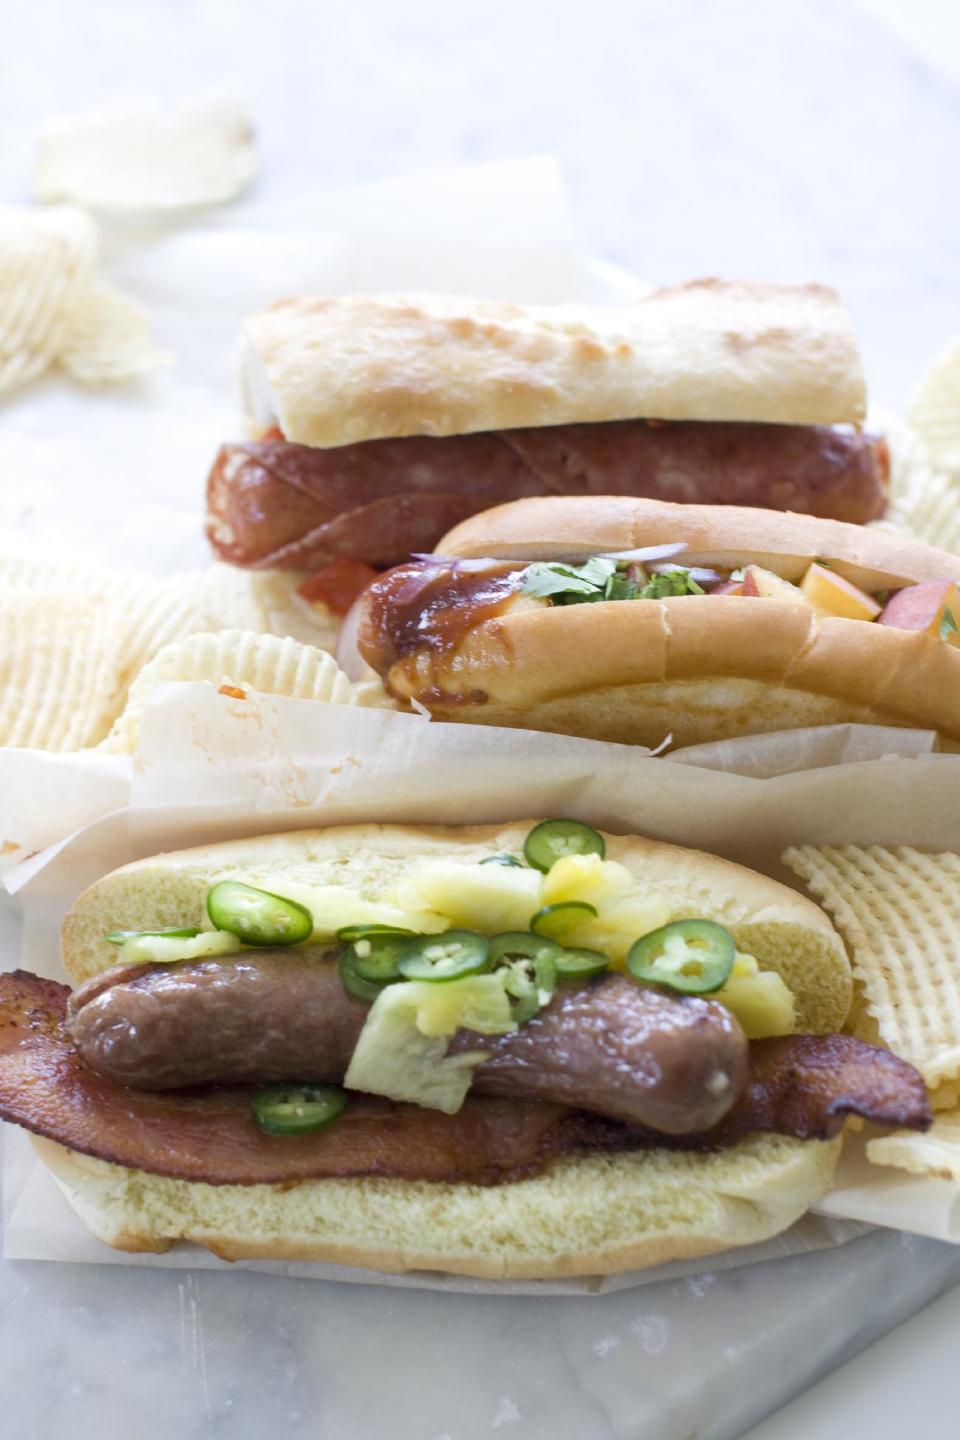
[878,580,960,645]
[800,562,881,621]
[741,565,813,605]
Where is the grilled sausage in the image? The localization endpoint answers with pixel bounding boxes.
[68,954,748,1133]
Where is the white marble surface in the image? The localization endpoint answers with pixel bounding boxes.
[3,3,960,1437]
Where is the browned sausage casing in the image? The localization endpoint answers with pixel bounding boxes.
[68,955,748,1134]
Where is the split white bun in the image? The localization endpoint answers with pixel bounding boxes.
[371,497,960,750]
[46,822,850,1278]
[239,281,865,448]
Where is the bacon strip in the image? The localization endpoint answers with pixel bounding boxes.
[0,971,929,1187]
[205,422,889,573]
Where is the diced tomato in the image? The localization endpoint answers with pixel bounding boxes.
[297,558,380,616]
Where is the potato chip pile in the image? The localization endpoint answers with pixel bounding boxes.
[0,205,169,394]
[784,845,960,1183]
[0,545,378,755]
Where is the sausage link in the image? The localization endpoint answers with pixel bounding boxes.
[69,956,748,1133]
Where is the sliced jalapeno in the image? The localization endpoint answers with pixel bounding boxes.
[104,927,201,945]
[479,854,525,867]
[339,948,386,1004]
[487,931,565,968]
[252,1083,346,1136]
[499,953,558,1024]
[553,946,610,979]
[206,881,313,947]
[397,930,490,982]
[529,900,598,940]
[627,919,735,995]
[348,932,410,983]
[336,923,414,943]
[523,819,605,872]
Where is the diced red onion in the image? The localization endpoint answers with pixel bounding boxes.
[335,596,367,680]
[598,542,688,562]
[649,563,724,584]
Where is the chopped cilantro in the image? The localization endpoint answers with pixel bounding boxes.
[940,607,958,642]
[520,557,703,606]
[638,570,705,599]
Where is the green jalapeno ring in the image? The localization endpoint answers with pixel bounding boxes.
[251,1083,347,1136]
[529,900,598,941]
[627,919,735,995]
[336,923,415,943]
[338,948,389,1003]
[104,927,201,945]
[553,946,610,979]
[397,930,491,983]
[523,819,606,873]
[487,931,566,968]
[349,932,412,984]
[500,953,559,1024]
[479,854,526,868]
[207,880,313,948]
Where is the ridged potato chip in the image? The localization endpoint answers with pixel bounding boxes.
[783,845,960,1089]
[58,282,171,384]
[868,1107,960,1181]
[100,630,359,754]
[35,94,256,212]
[909,338,960,475]
[0,591,127,749]
[0,205,96,394]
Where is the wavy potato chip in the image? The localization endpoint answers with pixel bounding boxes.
[58,282,171,383]
[909,338,960,475]
[100,630,359,754]
[0,205,96,394]
[784,844,960,1089]
[868,1107,960,1181]
[35,94,256,212]
[0,590,127,749]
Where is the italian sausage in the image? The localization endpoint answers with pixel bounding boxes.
[67,953,749,1134]
[205,421,889,572]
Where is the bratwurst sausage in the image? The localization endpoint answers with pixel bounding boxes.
[67,953,749,1134]
[205,421,889,573]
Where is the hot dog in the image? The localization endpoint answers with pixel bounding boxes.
[205,283,887,594]
[0,821,929,1278]
[353,496,960,749]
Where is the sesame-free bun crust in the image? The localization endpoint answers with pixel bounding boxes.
[48,822,851,1278]
[61,821,852,1034]
[377,497,960,749]
[35,1132,841,1280]
[239,282,865,448]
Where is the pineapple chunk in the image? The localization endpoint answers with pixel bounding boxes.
[390,860,544,933]
[542,854,633,906]
[716,953,796,1038]
[256,878,446,938]
[563,895,674,962]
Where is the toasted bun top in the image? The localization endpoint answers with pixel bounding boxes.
[239,282,866,448]
[61,821,851,1033]
[440,496,960,591]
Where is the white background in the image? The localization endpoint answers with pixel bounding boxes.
[3,3,960,1438]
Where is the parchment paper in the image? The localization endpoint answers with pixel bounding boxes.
[3,686,960,1291]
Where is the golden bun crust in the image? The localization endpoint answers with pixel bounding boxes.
[440,496,960,591]
[372,497,960,748]
[239,282,865,448]
[34,1132,842,1280]
[62,821,851,1032]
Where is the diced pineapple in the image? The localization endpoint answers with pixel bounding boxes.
[410,974,516,1037]
[542,854,633,907]
[255,878,446,938]
[562,894,674,962]
[390,860,544,933]
[716,954,796,1039]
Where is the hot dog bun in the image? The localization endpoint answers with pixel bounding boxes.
[361,497,960,749]
[45,822,851,1278]
[239,282,865,448]
[61,821,851,1032]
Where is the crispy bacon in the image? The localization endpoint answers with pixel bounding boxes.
[0,971,930,1187]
